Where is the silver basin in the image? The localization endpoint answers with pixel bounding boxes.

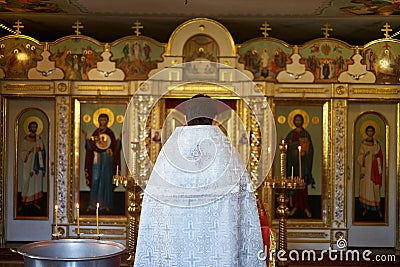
[17,239,126,267]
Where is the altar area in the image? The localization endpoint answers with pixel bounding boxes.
[0,17,399,264]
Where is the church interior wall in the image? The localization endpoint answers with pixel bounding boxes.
[0,18,399,254]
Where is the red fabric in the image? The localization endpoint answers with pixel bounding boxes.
[292,188,308,209]
[371,148,383,186]
[259,211,269,227]
[257,198,270,266]
[257,198,269,226]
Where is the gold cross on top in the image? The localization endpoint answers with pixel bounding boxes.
[321,22,333,38]
[13,19,24,35]
[381,22,392,38]
[260,22,272,38]
[132,20,143,36]
[73,20,84,35]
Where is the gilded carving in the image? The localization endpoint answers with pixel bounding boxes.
[336,85,346,95]
[57,83,67,92]
[288,232,328,239]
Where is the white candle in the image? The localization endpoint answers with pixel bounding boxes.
[116,165,119,175]
[298,146,302,178]
[76,203,80,235]
[54,205,58,236]
[291,166,294,179]
[96,203,100,235]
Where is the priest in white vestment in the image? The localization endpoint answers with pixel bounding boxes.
[134,95,265,267]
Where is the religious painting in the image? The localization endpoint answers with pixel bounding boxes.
[0,38,43,79]
[49,37,103,80]
[183,34,219,80]
[274,102,326,220]
[151,129,162,143]
[111,37,164,80]
[0,0,64,12]
[298,39,353,83]
[15,108,49,219]
[74,100,128,219]
[237,38,291,81]
[353,111,387,224]
[238,131,249,145]
[362,41,400,84]
[340,1,400,15]
[183,34,218,62]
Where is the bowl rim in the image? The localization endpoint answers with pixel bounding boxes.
[17,239,126,261]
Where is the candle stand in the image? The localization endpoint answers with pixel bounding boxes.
[112,141,142,263]
[265,140,305,267]
[51,233,62,240]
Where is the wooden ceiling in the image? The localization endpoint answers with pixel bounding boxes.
[1,0,400,45]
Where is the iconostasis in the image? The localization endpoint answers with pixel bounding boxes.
[1,18,399,251]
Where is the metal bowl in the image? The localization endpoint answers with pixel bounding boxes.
[17,239,126,267]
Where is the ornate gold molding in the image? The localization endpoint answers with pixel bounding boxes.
[77,85,125,91]
[351,87,399,94]
[277,88,328,94]
[288,232,328,239]
[335,85,347,95]
[78,228,125,235]
[167,84,235,97]
[5,83,52,91]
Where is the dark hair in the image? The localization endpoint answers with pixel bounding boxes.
[365,125,375,134]
[28,121,38,129]
[98,113,109,121]
[293,114,304,124]
[184,94,218,126]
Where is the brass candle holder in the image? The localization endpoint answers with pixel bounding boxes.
[112,140,142,263]
[265,140,305,267]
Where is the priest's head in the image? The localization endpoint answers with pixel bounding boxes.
[184,94,217,126]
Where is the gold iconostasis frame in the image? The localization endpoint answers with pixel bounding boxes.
[0,81,399,253]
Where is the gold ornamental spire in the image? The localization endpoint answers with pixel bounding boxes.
[321,22,333,38]
[132,20,143,36]
[13,19,24,36]
[381,22,392,39]
[260,21,272,38]
[73,20,84,36]
[104,43,110,52]
[293,45,299,54]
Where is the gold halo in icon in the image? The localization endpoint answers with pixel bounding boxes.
[93,108,114,128]
[360,120,380,140]
[287,109,309,129]
[23,116,43,135]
